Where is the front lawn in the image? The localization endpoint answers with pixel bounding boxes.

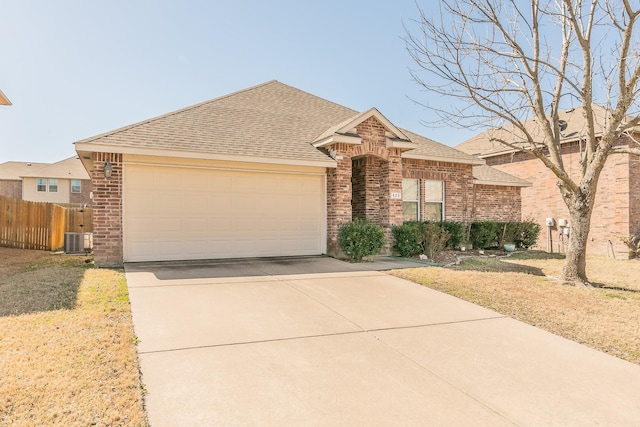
[391,253,640,365]
[0,248,147,426]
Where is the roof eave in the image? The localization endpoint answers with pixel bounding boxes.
[386,137,418,151]
[75,142,337,169]
[402,152,485,165]
[312,134,362,148]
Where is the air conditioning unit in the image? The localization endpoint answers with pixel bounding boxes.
[64,232,93,254]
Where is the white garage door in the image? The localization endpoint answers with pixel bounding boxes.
[123,164,326,262]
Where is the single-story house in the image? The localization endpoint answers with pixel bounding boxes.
[0,156,92,205]
[456,105,640,259]
[75,81,529,266]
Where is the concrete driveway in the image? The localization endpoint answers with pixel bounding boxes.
[125,256,640,426]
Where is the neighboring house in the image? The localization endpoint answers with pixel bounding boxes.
[75,81,529,266]
[0,156,92,205]
[456,105,640,259]
[0,161,48,199]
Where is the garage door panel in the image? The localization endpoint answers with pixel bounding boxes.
[124,165,325,262]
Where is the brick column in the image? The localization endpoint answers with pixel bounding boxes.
[91,153,123,267]
[380,149,404,252]
[326,144,352,257]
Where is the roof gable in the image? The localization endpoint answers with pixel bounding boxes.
[313,108,411,145]
[0,161,49,180]
[21,156,89,179]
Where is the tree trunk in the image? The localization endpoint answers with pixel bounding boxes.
[562,207,592,284]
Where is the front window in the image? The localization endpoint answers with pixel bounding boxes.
[48,179,58,193]
[36,178,47,192]
[402,179,419,222]
[71,179,81,193]
[424,180,444,221]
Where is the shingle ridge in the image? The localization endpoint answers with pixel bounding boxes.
[76,80,281,144]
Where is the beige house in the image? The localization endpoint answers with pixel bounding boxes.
[0,156,91,205]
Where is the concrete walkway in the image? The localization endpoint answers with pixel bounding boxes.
[125,256,640,426]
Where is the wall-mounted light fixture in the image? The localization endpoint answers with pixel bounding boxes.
[103,161,113,178]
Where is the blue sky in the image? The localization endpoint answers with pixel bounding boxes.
[0,0,476,163]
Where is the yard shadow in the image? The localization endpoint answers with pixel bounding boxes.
[0,257,89,317]
[450,257,546,276]
[127,256,380,281]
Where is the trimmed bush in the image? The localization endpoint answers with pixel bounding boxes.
[392,222,422,257]
[338,219,386,262]
[497,220,541,248]
[517,220,541,248]
[470,221,499,249]
[438,221,464,249]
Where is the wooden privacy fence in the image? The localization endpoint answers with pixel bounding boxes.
[0,196,93,251]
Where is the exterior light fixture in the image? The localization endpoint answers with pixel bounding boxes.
[103,161,113,178]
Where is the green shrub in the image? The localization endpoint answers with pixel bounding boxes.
[421,222,450,258]
[470,221,499,249]
[517,220,541,248]
[438,221,464,249]
[338,219,386,262]
[497,220,541,248]
[392,222,422,257]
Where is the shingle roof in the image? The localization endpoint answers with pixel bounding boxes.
[402,129,485,165]
[472,164,531,187]
[77,81,488,165]
[0,161,48,180]
[456,105,616,157]
[21,156,89,179]
[76,81,358,163]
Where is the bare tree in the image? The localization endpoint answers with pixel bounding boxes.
[406,0,640,284]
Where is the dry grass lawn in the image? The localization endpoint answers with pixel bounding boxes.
[391,252,640,366]
[0,247,147,426]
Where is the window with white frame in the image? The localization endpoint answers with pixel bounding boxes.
[402,178,419,222]
[71,179,81,193]
[48,179,58,193]
[36,178,47,192]
[424,180,444,221]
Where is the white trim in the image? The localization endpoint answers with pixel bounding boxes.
[70,179,82,193]
[123,160,327,176]
[312,134,362,148]
[335,108,411,141]
[402,152,485,165]
[322,173,328,255]
[424,179,445,222]
[402,178,420,222]
[386,137,418,151]
[48,178,59,193]
[75,142,337,168]
[36,178,47,192]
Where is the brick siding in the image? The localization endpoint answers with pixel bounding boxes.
[91,153,123,266]
[402,159,476,222]
[630,154,640,244]
[69,179,92,206]
[473,185,522,221]
[0,180,21,199]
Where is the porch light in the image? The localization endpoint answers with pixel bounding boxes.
[103,161,113,178]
